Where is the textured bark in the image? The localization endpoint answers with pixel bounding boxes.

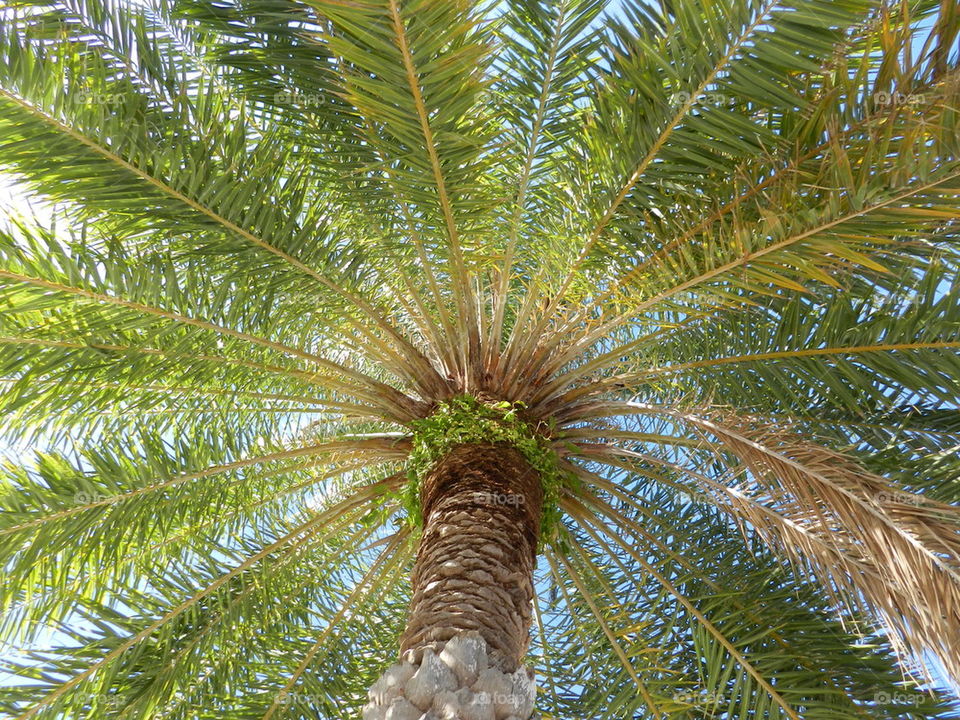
[362,444,542,719]
[400,443,543,672]
[362,633,537,720]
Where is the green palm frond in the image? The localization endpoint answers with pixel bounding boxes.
[2,0,960,717]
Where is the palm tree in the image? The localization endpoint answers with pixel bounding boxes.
[1,0,959,717]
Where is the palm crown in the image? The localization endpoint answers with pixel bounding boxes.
[1,0,959,718]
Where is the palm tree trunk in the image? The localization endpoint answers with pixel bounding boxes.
[363,443,542,720]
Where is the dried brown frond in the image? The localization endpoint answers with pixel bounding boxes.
[682,412,960,687]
